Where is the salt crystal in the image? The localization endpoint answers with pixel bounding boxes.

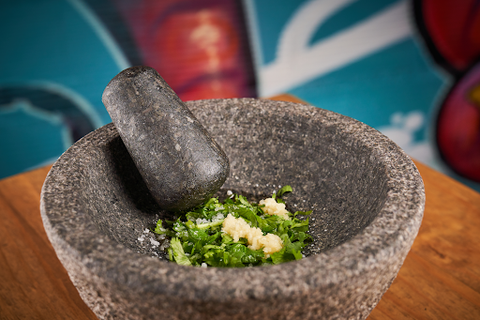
[212,213,224,222]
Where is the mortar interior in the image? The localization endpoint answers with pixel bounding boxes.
[80,98,389,261]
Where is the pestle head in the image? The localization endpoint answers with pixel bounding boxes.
[102,66,229,211]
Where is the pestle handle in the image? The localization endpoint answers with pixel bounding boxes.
[102,66,229,211]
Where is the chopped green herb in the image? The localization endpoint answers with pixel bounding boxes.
[276,185,292,198]
[152,186,313,267]
[169,237,192,266]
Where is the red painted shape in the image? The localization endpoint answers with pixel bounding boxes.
[436,62,480,182]
[421,0,480,72]
[113,0,256,100]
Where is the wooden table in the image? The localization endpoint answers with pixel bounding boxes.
[1,97,480,319]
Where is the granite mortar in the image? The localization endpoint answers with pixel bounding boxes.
[40,98,425,320]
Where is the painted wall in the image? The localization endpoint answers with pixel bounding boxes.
[1,0,479,191]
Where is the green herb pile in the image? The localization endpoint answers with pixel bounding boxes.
[153,185,313,267]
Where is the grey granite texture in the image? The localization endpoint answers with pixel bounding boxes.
[102,66,229,211]
[40,98,425,320]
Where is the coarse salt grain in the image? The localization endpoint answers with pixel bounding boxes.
[212,213,224,222]
[196,218,209,225]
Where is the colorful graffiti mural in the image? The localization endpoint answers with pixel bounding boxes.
[414,0,480,183]
[1,0,479,191]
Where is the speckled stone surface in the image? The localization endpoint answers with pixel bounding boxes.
[102,66,229,211]
[40,98,425,320]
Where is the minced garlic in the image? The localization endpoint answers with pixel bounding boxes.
[222,214,283,256]
[259,198,290,219]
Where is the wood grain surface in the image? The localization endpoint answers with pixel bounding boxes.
[0,95,479,319]
[368,161,480,320]
[0,166,97,320]
[1,160,479,320]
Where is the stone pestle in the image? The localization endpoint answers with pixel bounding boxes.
[102,66,229,211]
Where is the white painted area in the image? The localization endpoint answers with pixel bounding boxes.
[379,111,434,163]
[259,0,412,96]
[275,0,356,64]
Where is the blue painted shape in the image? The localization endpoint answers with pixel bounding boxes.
[0,0,123,125]
[0,100,68,176]
[0,0,127,178]
[250,0,445,144]
[288,39,445,138]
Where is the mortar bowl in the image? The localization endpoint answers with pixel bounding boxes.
[40,98,424,319]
